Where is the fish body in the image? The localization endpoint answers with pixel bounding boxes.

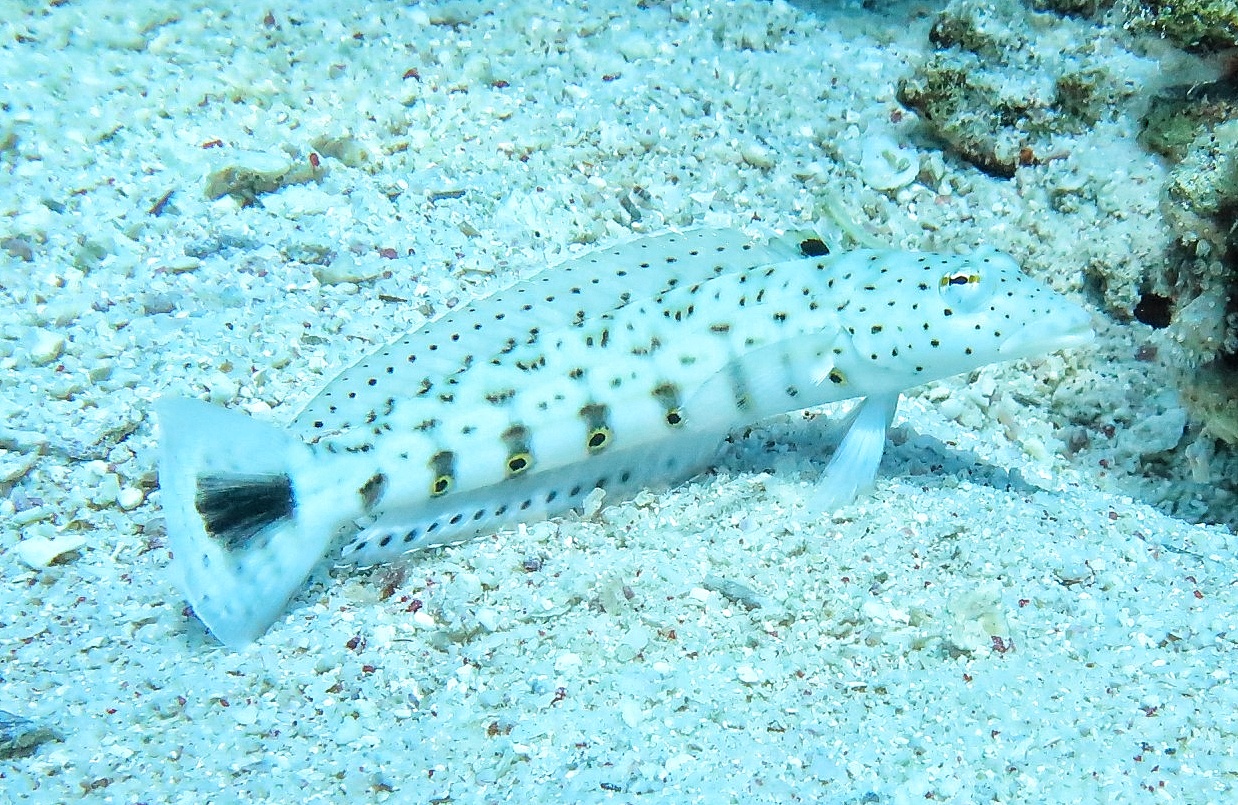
[156,228,1093,646]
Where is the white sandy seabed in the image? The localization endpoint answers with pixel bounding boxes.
[1,1,1236,802]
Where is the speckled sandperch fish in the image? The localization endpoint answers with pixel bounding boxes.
[156,227,1093,646]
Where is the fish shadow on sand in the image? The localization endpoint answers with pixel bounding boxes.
[721,414,1046,502]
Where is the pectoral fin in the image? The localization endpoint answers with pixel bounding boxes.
[807,392,899,512]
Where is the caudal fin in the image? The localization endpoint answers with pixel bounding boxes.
[155,398,335,647]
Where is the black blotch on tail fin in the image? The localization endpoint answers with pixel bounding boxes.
[195,474,294,553]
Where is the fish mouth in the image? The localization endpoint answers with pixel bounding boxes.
[998,305,1095,358]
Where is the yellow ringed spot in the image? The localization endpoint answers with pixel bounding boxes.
[665,408,684,427]
[828,369,846,385]
[587,426,612,453]
[942,273,980,287]
[507,452,533,476]
[429,450,455,496]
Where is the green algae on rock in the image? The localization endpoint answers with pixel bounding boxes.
[897,0,1136,177]
[1126,0,1238,53]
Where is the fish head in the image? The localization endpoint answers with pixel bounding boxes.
[831,248,1094,392]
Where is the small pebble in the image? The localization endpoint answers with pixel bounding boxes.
[476,608,500,632]
[0,710,58,759]
[117,487,146,510]
[1,455,39,485]
[702,574,765,610]
[860,132,919,191]
[581,487,606,518]
[29,330,64,366]
[2,237,34,261]
[204,150,294,201]
[313,254,385,285]
[232,706,259,726]
[140,293,177,315]
[16,534,87,568]
[163,256,201,274]
[205,372,239,405]
[87,361,114,383]
[741,142,775,169]
[554,652,582,672]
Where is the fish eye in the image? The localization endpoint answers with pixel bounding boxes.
[938,271,991,314]
[941,272,980,287]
